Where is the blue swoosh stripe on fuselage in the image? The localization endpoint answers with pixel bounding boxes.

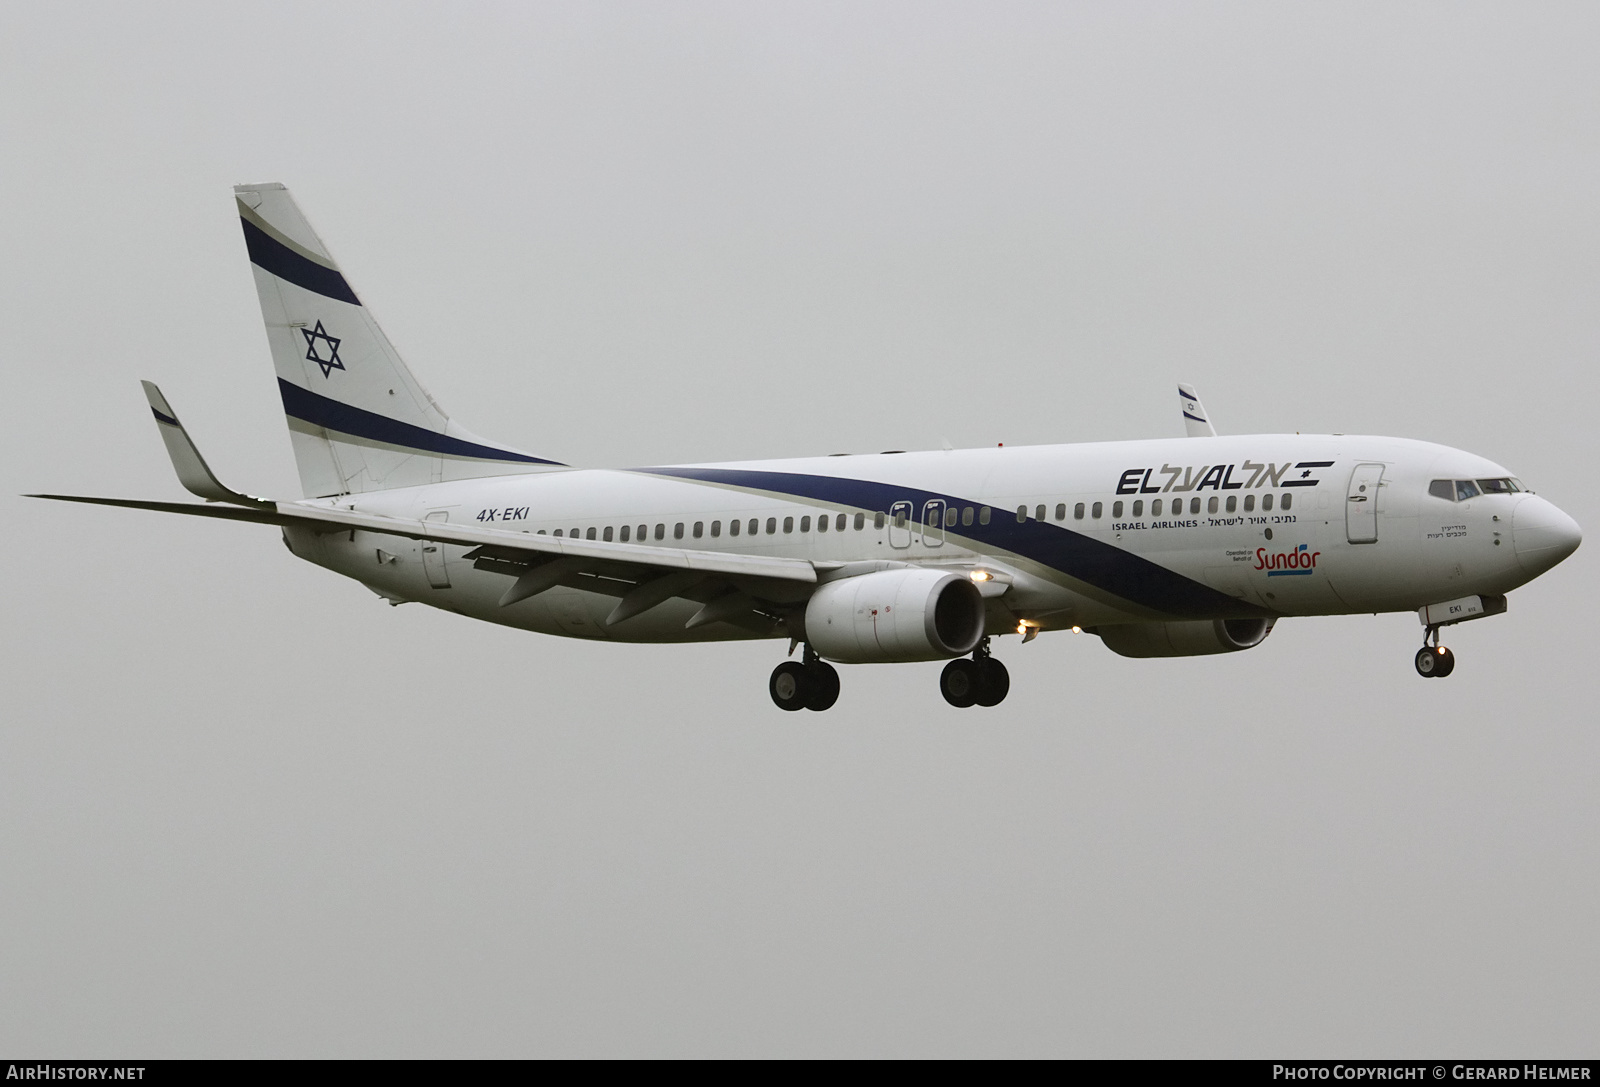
[240,217,362,306]
[637,466,1263,619]
[278,380,565,465]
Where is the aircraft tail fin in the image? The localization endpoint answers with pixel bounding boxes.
[1178,383,1217,437]
[234,183,564,497]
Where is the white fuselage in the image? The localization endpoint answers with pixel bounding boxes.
[282,433,1573,646]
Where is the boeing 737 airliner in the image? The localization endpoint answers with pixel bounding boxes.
[32,184,1583,710]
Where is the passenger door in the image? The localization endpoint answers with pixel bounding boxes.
[422,510,451,587]
[1346,464,1384,544]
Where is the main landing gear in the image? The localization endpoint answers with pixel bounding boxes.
[939,639,1010,708]
[1415,627,1456,679]
[769,647,840,712]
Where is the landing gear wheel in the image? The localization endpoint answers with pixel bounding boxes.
[974,658,1010,707]
[940,658,981,708]
[803,661,840,711]
[770,661,809,710]
[1415,641,1457,679]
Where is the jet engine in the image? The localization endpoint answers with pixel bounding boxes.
[804,568,986,664]
[1096,617,1275,658]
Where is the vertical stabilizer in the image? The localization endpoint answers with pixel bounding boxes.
[235,183,563,496]
[1178,383,1217,437]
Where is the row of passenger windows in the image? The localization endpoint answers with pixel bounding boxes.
[1429,477,1522,502]
[542,511,873,542]
[1024,494,1293,521]
[534,492,1297,544]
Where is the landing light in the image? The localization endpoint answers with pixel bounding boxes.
[1071,625,1082,634]
[970,570,992,582]
[1016,621,1027,635]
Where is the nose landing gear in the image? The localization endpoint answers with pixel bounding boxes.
[1415,628,1456,678]
[939,639,1010,708]
[769,646,841,711]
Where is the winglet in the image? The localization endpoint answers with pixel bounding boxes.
[140,381,273,509]
[1178,383,1217,437]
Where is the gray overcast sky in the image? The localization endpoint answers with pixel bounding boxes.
[3,1,1597,1057]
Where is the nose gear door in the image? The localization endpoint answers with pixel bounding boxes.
[1346,463,1384,544]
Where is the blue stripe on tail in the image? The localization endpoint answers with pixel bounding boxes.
[241,218,362,306]
[278,380,565,465]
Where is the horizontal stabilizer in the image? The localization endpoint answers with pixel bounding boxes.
[141,382,272,508]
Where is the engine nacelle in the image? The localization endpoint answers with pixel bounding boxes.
[1096,617,1275,658]
[804,568,986,663]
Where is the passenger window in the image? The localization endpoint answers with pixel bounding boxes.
[1455,480,1480,501]
[1152,499,1162,516]
[586,527,596,540]
[603,526,613,542]
[836,514,847,531]
[1132,500,1143,517]
[637,525,646,540]
[1112,501,1124,518]
[1074,502,1085,519]
[1428,479,1455,501]
[1225,495,1236,513]
[572,527,581,538]
[962,507,974,526]
[1280,494,1292,511]
[553,529,563,537]
[711,521,721,538]
[1262,494,1273,512]
[654,524,665,540]
[1035,504,1046,522]
[893,511,907,529]
[816,515,827,533]
[979,507,991,525]
[1092,501,1103,519]
[767,517,777,534]
[854,512,865,530]
[730,519,740,537]
[1244,494,1255,512]
[874,512,885,529]
[784,516,794,533]
[748,518,758,536]
[674,523,684,539]
[537,529,547,535]
[619,525,630,542]
[1055,503,1066,521]
[800,516,811,532]
[945,507,957,527]
[1189,497,1200,515]
[693,522,703,538]
[1016,505,1027,523]
[1207,497,1218,514]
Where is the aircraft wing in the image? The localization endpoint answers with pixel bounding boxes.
[28,492,818,586]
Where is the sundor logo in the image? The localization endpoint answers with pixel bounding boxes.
[1256,543,1320,576]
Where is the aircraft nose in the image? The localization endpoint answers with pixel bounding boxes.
[1513,496,1582,577]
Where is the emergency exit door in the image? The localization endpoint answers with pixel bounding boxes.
[1346,464,1384,544]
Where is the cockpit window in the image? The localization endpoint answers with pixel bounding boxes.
[1431,478,1520,501]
